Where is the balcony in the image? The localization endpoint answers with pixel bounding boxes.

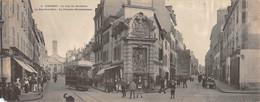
[92,42,102,52]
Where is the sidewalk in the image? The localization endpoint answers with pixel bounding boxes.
[215,80,260,94]
[19,82,49,101]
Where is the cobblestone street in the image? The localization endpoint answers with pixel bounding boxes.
[35,76,260,102]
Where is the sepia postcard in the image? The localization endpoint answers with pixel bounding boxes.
[0,0,260,102]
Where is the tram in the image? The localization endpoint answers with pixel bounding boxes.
[64,60,93,91]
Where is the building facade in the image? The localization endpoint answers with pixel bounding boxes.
[206,0,260,90]
[206,8,227,80]
[0,0,47,82]
[92,0,198,88]
[47,40,65,75]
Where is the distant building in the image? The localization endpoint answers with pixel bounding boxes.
[47,40,65,75]
[206,8,227,80]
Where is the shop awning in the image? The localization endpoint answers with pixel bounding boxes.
[163,67,169,73]
[26,64,38,74]
[14,58,38,74]
[96,69,105,75]
[96,65,119,75]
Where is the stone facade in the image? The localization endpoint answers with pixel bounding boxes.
[0,0,47,82]
[92,0,197,86]
[206,0,260,90]
[47,40,65,75]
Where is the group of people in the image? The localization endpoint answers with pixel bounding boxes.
[0,74,48,101]
[198,74,215,88]
[103,76,177,99]
[175,76,188,88]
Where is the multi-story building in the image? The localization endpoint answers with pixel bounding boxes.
[92,0,196,89]
[206,9,227,80]
[83,37,95,63]
[65,37,95,77]
[207,0,260,90]
[0,0,46,82]
[221,0,260,90]
[47,40,65,75]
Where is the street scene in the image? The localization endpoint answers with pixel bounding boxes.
[0,0,260,102]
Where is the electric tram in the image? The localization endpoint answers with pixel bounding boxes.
[64,60,93,91]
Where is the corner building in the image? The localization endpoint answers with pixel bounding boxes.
[221,0,260,90]
[93,0,179,85]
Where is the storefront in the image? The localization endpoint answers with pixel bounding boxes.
[1,47,38,83]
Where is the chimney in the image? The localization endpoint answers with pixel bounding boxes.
[52,40,57,55]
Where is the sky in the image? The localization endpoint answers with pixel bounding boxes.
[31,0,230,65]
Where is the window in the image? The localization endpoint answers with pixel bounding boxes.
[236,8,239,23]
[118,46,121,60]
[165,41,167,49]
[12,1,14,14]
[242,12,246,23]
[95,53,98,62]
[17,4,19,20]
[113,46,121,60]
[102,32,109,44]
[12,27,15,46]
[99,51,102,61]
[99,34,101,43]
[54,67,57,72]
[21,12,24,27]
[242,0,246,9]
[159,48,162,61]
[17,33,19,49]
[114,47,117,60]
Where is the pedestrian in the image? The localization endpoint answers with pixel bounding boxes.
[31,76,37,92]
[159,77,166,94]
[5,82,20,101]
[129,80,136,99]
[29,76,32,92]
[94,77,98,87]
[176,76,180,88]
[183,77,187,88]
[179,76,183,85]
[198,74,202,83]
[0,79,3,98]
[15,78,22,91]
[24,76,29,93]
[169,80,176,99]
[202,75,206,88]
[117,79,122,93]
[149,78,154,90]
[136,76,143,98]
[54,74,57,83]
[120,78,127,98]
[105,79,109,93]
[109,79,114,93]
[40,77,45,93]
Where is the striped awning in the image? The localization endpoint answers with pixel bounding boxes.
[14,58,38,74]
[96,65,119,75]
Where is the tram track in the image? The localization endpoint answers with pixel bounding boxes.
[68,88,102,102]
[68,88,86,102]
[79,90,103,102]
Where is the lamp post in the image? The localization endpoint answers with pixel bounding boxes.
[0,0,5,78]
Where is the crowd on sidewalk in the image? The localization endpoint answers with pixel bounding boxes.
[0,74,48,101]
